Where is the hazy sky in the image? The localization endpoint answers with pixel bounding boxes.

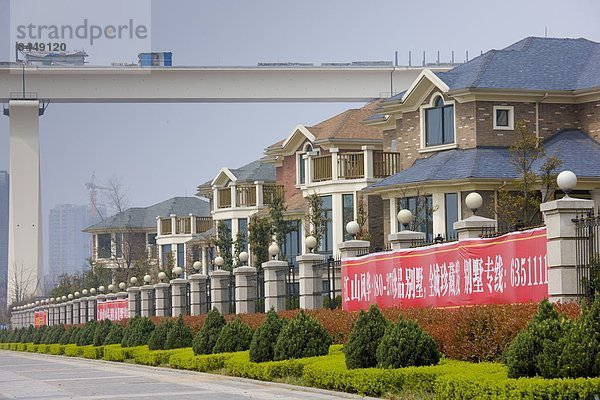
[0,0,599,272]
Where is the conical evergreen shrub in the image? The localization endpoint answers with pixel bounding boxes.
[213,317,253,353]
[121,316,155,347]
[104,324,124,345]
[249,308,283,362]
[165,316,193,350]
[33,326,48,344]
[148,319,174,350]
[77,320,98,346]
[376,317,440,368]
[93,319,113,347]
[273,310,331,361]
[192,308,225,355]
[345,305,389,369]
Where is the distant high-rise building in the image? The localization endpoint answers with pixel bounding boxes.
[47,204,91,287]
[0,171,8,312]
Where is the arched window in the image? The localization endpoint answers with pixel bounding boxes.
[425,96,454,147]
[298,143,313,184]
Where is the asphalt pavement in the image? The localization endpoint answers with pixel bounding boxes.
[0,350,374,400]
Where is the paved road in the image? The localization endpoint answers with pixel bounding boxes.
[0,351,371,400]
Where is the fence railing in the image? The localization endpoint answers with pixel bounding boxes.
[196,217,213,233]
[161,219,172,235]
[263,184,284,205]
[236,186,257,207]
[574,210,600,301]
[218,188,232,208]
[411,232,459,248]
[175,217,191,234]
[479,223,545,239]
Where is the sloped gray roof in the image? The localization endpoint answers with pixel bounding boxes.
[229,159,275,182]
[434,37,600,92]
[368,130,600,189]
[84,197,210,231]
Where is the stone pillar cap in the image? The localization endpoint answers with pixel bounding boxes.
[154,282,171,288]
[170,278,188,284]
[262,260,289,268]
[126,287,141,292]
[338,239,370,250]
[388,231,426,241]
[189,274,209,280]
[453,215,496,230]
[210,269,231,277]
[540,197,594,212]
[116,292,128,299]
[233,266,257,274]
[296,253,326,262]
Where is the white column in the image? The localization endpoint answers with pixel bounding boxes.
[255,181,264,207]
[230,185,237,208]
[389,197,398,235]
[330,148,339,181]
[362,145,374,179]
[332,194,343,255]
[190,214,196,234]
[432,192,445,236]
[7,100,44,303]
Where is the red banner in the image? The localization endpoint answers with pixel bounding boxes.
[342,228,548,311]
[97,299,129,321]
[34,311,48,327]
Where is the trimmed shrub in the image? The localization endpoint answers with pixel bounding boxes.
[345,305,389,369]
[376,317,441,369]
[46,325,65,344]
[58,328,74,345]
[93,319,113,347]
[82,345,104,359]
[64,344,84,357]
[165,315,193,350]
[213,318,253,354]
[104,324,124,345]
[274,310,332,361]
[504,299,567,378]
[121,316,155,347]
[192,308,226,355]
[77,320,98,346]
[103,344,126,362]
[49,344,64,355]
[249,308,283,363]
[148,320,174,350]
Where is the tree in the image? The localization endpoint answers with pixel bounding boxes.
[268,189,293,260]
[212,221,233,271]
[248,216,271,268]
[355,193,371,241]
[305,193,328,250]
[396,189,438,236]
[233,229,246,267]
[8,261,39,306]
[496,120,562,228]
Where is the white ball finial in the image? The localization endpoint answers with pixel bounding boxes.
[268,243,279,259]
[557,170,577,195]
[158,271,167,281]
[173,266,183,277]
[90,288,97,295]
[108,284,115,292]
[130,277,138,285]
[305,235,317,252]
[214,256,225,268]
[74,291,80,298]
[98,285,105,293]
[82,289,88,296]
[61,295,67,301]
[193,261,202,271]
[119,282,126,290]
[239,251,249,263]
[67,294,73,300]
[143,274,152,284]
[397,209,414,226]
[465,192,483,214]
[346,221,360,236]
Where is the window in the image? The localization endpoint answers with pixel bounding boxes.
[283,220,302,264]
[161,244,172,268]
[397,195,433,241]
[177,244,185,268]
[115,233,123,258]
[237,218,248,252]
[147,233,157,245]
[319,195,333,254]
[298,143,313,184]
[444,193,459,239]
[493,106,514,130]
[97,234,111,258]
[424,96,454,147]
[342,194,355,241]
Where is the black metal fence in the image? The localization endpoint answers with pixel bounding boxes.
[480,224,545,239]
[311,255,342,309]
[411,232,459,248]
[574,210,600,301]
[286,263,299,310]
[256,268,265,313]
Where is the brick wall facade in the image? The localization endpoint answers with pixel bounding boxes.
[383,87,600,170]
[277,154,301,202]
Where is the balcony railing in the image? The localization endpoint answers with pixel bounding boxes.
[236,186,257,207]
[175,217,191,234]
[263,184,284,205]
[373,151,400,178]
[161,219,172,235]
[218,188,232,208]
[338,152,364,179]
[196,217,213,233]
[312,154,332,182]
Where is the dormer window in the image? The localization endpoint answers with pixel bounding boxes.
[424,96,455,147]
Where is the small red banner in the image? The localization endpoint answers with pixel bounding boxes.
[342,228,548,311]
[97,299,129,321]
[34,311,48,328]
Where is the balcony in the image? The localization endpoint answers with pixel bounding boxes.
[158,215,214,236]
[310,149,399,184]
[218,188,232,208]
[215,184,284,209]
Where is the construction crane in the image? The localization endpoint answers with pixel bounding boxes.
[85,172,111,221]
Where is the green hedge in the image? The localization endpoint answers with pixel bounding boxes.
[133,348,189,366]
[102,344,126,362]
[63,344,85,357]
[169,350,235,372]
[37,344,50,354]
[82,345,104,359]
[48,344,64,355]
[25,343,38,352]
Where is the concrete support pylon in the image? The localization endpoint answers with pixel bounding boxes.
[7,100,43,303]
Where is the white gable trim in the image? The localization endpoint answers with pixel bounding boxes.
[211,167,237,186]
[401,69,449,102]
[281,125,316,149]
